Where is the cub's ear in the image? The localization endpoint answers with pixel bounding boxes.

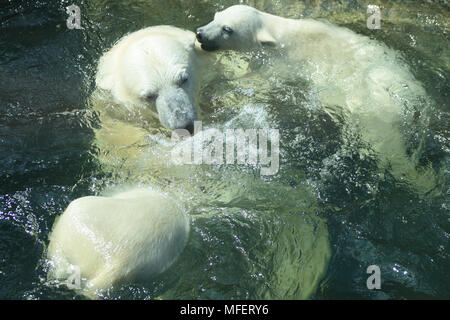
[256,29,276,47]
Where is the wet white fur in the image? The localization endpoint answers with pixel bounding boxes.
[47,188,189,298]
[200,5,436,194]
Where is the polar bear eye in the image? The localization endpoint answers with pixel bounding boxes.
[222,26,233,35]
[146,93,158,101]
[178,74,189,86]
[140,89,158,102]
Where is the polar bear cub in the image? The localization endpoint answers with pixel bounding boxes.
[47,188,190,297]
[96,25,206,132]
[196,5,370,52]
[196,5,436,195]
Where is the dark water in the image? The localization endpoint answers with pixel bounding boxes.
[0,0,449,299]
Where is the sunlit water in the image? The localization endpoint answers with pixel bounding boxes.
[0,0,448,299]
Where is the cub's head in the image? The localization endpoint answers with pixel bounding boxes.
[124,33,199,133]
[97,26,201,134]
[196,5,275,52]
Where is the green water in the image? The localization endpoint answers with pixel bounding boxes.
[0,0,449,299]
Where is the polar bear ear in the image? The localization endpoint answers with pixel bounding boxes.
[256,29,276,47]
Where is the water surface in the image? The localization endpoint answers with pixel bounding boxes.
[0,0,449,299]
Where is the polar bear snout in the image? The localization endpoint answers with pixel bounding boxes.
[195,28,204,42]
[156,87,197,134]
[196,26,221,52]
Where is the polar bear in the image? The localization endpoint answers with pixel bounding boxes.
[96,25,210,132]
[47,188,190,298]
[47,23,331,300]
[46,26,208,298]
[196,5,437,195]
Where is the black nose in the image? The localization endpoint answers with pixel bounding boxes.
[196,29,203,42]
[184,122,195,135]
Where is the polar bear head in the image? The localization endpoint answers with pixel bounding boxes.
[97,26,203,133]
[196,5,276,51]
[129,35,198,132]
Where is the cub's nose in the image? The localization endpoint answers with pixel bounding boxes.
[196,28,204,42]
